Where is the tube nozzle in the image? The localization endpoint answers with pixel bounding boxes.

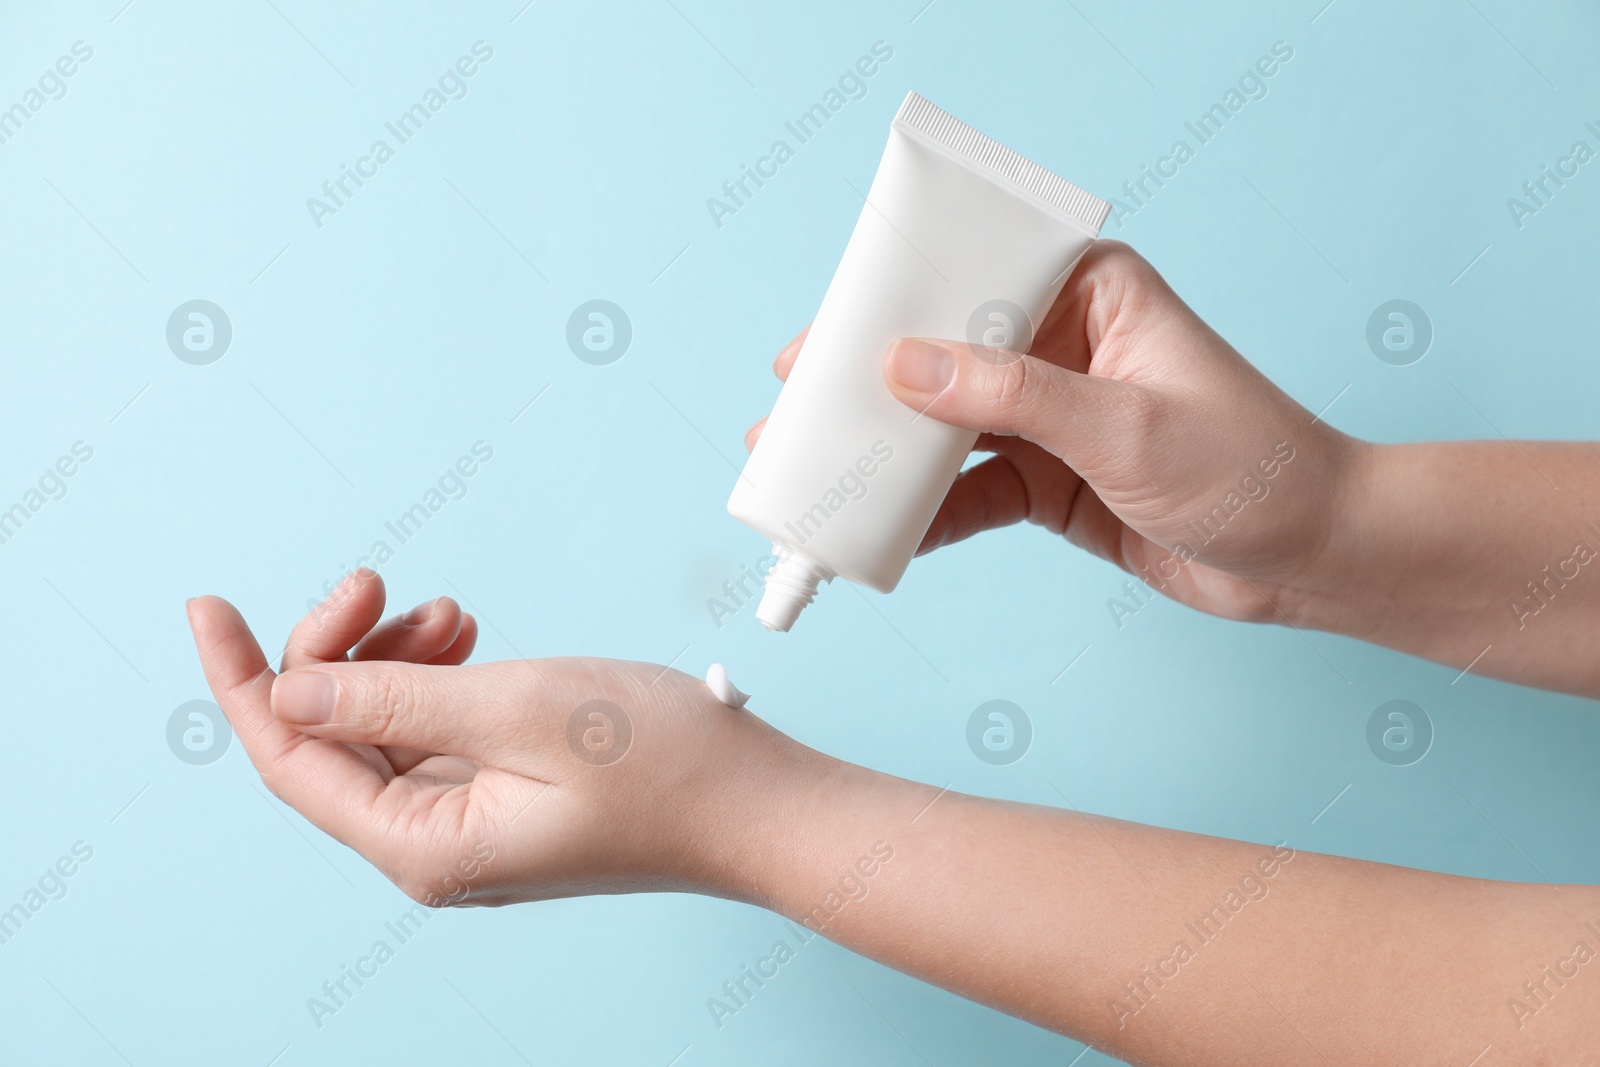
[756,547,834,632]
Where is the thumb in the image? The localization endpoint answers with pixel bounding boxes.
[271,661,530,763]
[883,337,1134,462]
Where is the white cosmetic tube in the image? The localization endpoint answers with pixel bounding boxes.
[728,92,1109,631]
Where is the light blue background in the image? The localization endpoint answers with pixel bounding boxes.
[2,0,1597,1063]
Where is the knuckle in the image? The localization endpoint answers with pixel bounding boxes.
[1117,383,1163,433]
[393,868,474,909]
[1092,237,1138,265]
[258,771,288,803]
[364,670,418,741]
[1108,385,1165,455]
[392,872,435,907]
[992,356,1036,418]
[1089,238,1148,279]
[1082,240,1163,313]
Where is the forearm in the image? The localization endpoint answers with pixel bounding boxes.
[730,758,1600,1065]
[1289,440,1600,695]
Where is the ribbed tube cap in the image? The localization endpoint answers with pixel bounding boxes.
[756,548,834,632]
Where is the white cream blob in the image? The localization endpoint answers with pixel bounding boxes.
[705,663,750,709]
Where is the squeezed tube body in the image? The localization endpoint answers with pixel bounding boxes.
[729,92,1108,631]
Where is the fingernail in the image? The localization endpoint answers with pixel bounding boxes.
[403,599,438,625]
[886,339,954,394]
[273,671,339,725]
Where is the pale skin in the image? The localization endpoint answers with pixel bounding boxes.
[189,241,1600,1064]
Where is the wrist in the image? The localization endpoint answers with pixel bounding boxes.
[679,717,856,908]
[686,717,924,917]
[1275,437,1404,635]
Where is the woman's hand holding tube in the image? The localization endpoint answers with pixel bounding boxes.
[751,240,1359,626]
[750,240,1600,696]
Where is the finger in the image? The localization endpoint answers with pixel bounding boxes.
[1031,239,1164,374]
[350,598,481,773]
[427,613,478,666]
[187,596,387,848]
[923,435,1094,553]
[383,741,471,778]
[352,597,463,663]
[974,432,1013,454]
[882,337,1142,475]
[746,326,809,455]
[271,660,532,764]
[281,568,386,671]
[1056,482,1175,581]
[762,325,1096,461]
[744,416,766,453]
[774,325,808,381]
[280,572,431,778]
[916,455,1030,555]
